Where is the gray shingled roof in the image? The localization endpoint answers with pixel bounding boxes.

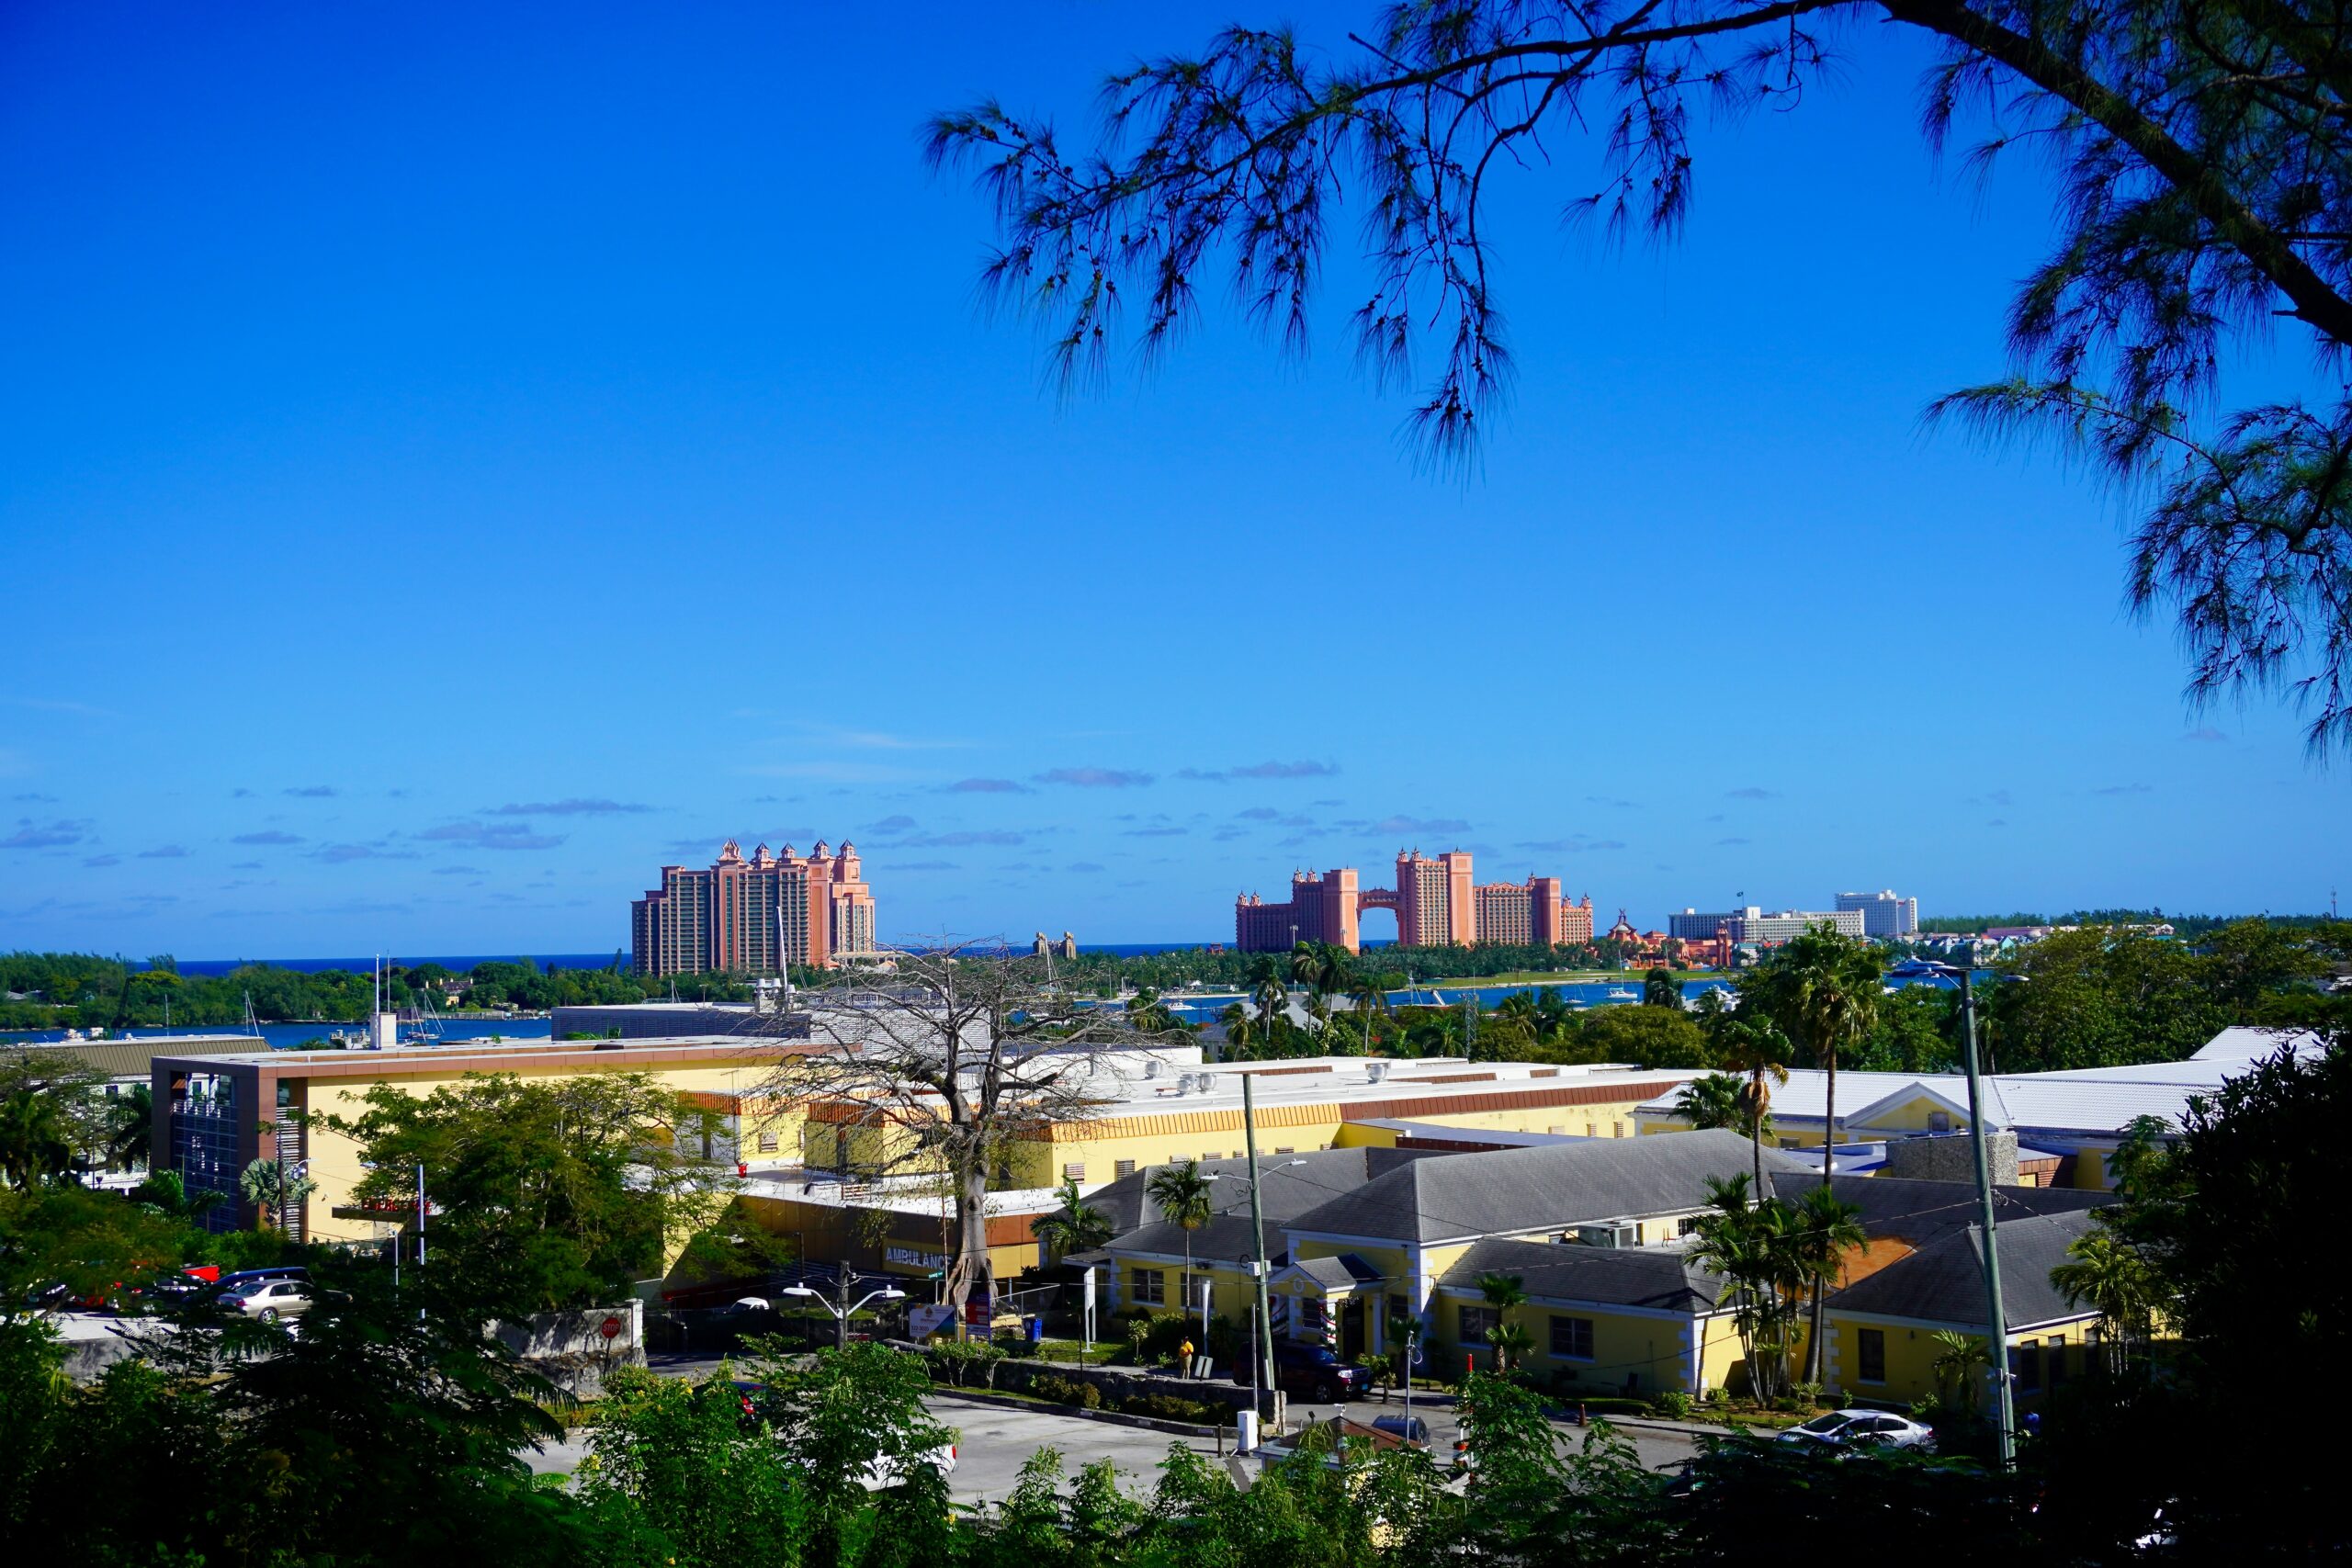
[1284,1128,1810,1246]
[1283,1254,1382,1291]
[1828,1209,2103,1329]
[1767,1172,2113,1250]
[1441,1236,1730,1314]
[1100,1146,1449,1264]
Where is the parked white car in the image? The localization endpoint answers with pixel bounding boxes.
[223,1278,313,1324]
[1777,1409,1934,1451]
[860,1441,957,1491]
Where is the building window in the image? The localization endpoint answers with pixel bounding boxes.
[2011,1338,2042,1393]
[1063,1162,1087,1182]
[1858,1328,1886,1383]
[1676,1213,1702,1236]
[1458,1304,1499,1346]
[1585,1123,1597,1137]
[1612,1122,1624,1138]
[2047,1335,2069,1387]
[1133,1269,1166,1306]
[1549,1314,1595,1360]
[1114,1160,1136,1179]
[757,1130,778,1154]
[1276,1146,1295,1156]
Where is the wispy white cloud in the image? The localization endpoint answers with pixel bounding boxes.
[2,818,91,849]
[415,821,567,851]
[1371,815,1470,835]
[1037,767,1154,789]
[1179,760,1340,783]
[484,798,652,816]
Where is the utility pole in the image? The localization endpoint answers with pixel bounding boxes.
[1957,969,2016,1464]
[1242,1072,1276,1416]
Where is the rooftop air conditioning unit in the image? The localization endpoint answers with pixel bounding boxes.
[1365,1061,1389,1084]
[1569,1222,1639,1249]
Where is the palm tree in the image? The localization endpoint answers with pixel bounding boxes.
[1146,1159,1215,1308]
[1032,1176,1113,1264]
[1643,965,1682,1009]
[2052,1225,2162,1374]
[1789,1184,1867,1384]
[0,1087,75,1191]
[1347,976,1389,1055]
[1218,1002,1261,1060]
[1474,1271,1528,1372]
[1674,1073,1747,1132]
[238,1157,317,1229]
[1487,1321,1534,1371]
[107,1084,153,1170]
[1713,1016,1792,1192]
[1125,987,1182,1034]
[1688,1175,1790,1403]
[1249,957,1289,1032]
[1930,1329,1994,1416]
[1760,925,1884,1375]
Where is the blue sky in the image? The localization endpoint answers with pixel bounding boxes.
[1,1,2340,958]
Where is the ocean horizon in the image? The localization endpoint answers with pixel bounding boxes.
[146,942,1249,977]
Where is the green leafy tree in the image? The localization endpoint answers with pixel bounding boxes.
[1571,1002,1710,1069]
[1643,966,1682,1010]
[325,1071,729,1315]
[580,1365,810,1566]
[0,1050,101,1190]
[741,1341,957,1568]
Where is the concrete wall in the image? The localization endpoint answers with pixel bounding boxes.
[1883,1130,2018,1187]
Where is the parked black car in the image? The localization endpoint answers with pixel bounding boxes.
[1271,1338,1369,1404]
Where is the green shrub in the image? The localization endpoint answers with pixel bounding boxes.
[926,1337,1006,1388]
[1650,1390,1695,1419]
[1027,1373,1102,1410]
[1122,1393,1222,1424]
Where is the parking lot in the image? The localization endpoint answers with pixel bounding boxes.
[525,1358,1704,1508]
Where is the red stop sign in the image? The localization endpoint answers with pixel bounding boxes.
[599,1314,622,1340]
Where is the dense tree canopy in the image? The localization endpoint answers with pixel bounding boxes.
[323,1072,732,1315]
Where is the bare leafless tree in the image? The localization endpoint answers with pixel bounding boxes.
[749,942,1182,1329]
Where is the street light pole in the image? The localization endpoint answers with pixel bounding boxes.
[1242,1073,1276,1415]
[1957,968,2017,1464]
[783,1275,907,1353]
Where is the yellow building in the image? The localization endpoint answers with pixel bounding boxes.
[151,1036,816,1242]
[808,1055,1696,1192]
[1429,1237,1747,1397]
[1102,1129,1812,1366]
[1821,1206,2107,1409]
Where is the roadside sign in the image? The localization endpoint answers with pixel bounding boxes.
[599,1314,622,1340]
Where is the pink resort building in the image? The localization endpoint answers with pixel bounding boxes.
[631,840,877,975]
[1236,850,1595,953]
